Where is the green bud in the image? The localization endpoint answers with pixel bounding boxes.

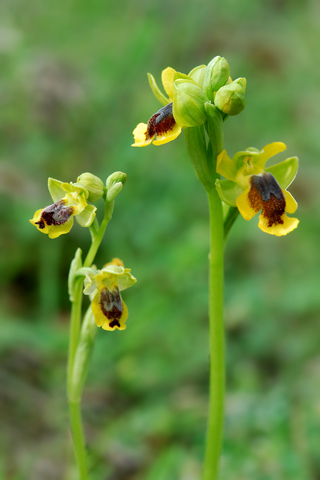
[203,56,230,101]
[77,173,104,202]
[173,79,207,127]
[106,171,127,202]
[214,78,246,116]
[188,65,206,89]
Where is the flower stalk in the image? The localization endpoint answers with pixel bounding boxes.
[203,185,225,480]
[131,56,300,479]
[31,171,136,479]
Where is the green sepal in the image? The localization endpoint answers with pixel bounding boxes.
[68,248,82,301]
[173,72,194,83]
[188,65,206,89]
[76,204,97,227]
[203,56,230,101]
[107,182,123,201]
[147,73,169,106]
[214,78,246,116]
[184,125,215,190]
[173,79,207,127]
[215,179,244,207]
[48,178,67,202]
[266,156,299,189]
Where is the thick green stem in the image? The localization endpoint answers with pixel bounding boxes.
[203,186,225,480]
[69,401,89,480]
[68,308,97,480]
[197,104,225,480]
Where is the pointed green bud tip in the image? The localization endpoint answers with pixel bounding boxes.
[173,79,207,127]
[214,77,246,116]
[188,65,206,89]
[77,173,104,202]
[106,171,127,202]
[203,56,230,100]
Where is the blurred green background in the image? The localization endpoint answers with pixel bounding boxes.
[0,0,319,479]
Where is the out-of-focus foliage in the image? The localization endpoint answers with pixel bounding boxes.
[0,0,319,479]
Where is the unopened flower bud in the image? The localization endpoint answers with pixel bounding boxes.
[203,56,230,101]
[173,79,207,127]
[214,78,246,116]
[106,171,127,202]
[188,65,206,89]
[77,173,104,202]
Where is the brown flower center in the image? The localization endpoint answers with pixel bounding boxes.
[35,200,74,229]
[100,286,123,328]
[146,102,176,140]
[248,172,286,227]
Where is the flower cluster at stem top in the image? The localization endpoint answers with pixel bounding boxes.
[132,56,246,147]
[131,55,299,236]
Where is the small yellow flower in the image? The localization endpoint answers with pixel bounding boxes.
[216,142,299,236]
[83,259,137,331]
[132,67,182,147]
[30,179,96,239]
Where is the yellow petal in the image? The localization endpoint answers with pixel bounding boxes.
[283,190,298,214]
[217,149,238,181]
[153,123,181,145]
[47,218,74,238]
[161,67,176,100]
[258,214,299,236]
[257,142,287,169]
[91,291,104,327]
[236,187,257,221]
[132,123,153,147]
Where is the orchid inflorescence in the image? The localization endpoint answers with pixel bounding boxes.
[132,56,299,236]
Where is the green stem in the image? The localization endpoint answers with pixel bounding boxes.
[84,199,114,268]
[203,186,225,480]
[200,105,225,480]
[69,401,89,480]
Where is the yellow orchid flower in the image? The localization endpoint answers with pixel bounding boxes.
[216,142,299,236]
[83,259,137,331]
[132,67,182,147]
[30,179,96,239]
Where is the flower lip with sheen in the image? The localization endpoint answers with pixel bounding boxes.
[216,142,299,236]
[132,102,182,147]
[30,178,97,239]
[132,67,182,147]
[83,258,137,331]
